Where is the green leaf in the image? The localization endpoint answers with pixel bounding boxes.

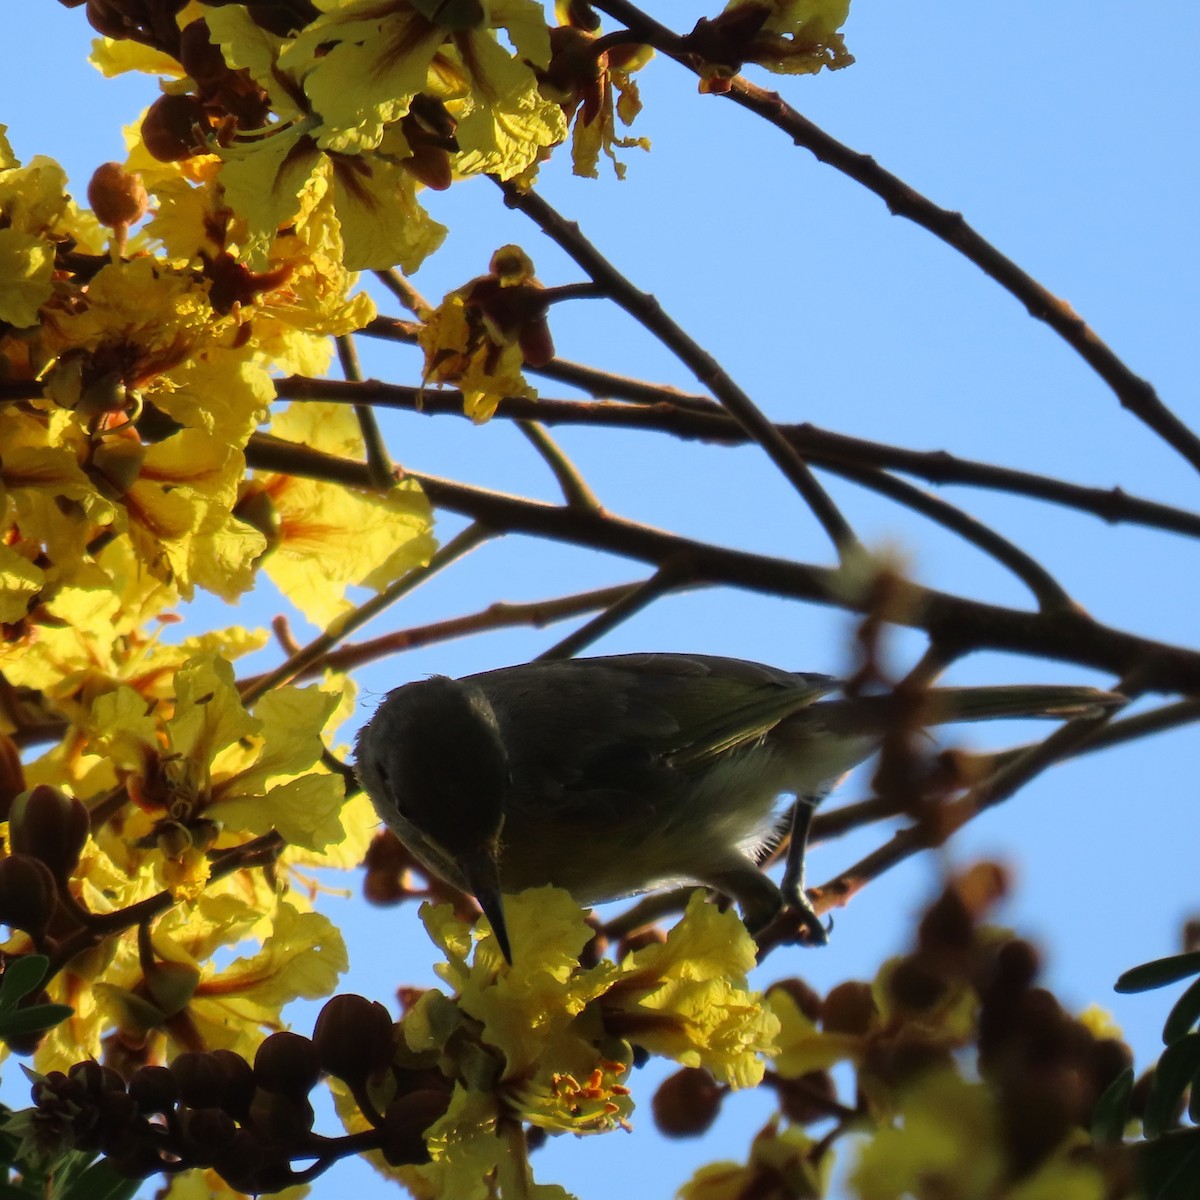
[1164,974,1200,1044]
[1115,951,1200,994]
[1139,1128,1200,1200]
[0,1003,75,1040]
[56,1157,140,1200]
[1091,1066,1134,1143]
[1144,1033,1200,1138]
[0,957,50,1011]
[0,1184,42,1200]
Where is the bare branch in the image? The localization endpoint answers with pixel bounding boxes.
[493,178,865,562]
[589,0,1200,473]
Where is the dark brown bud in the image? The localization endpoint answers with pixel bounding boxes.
[821,981,876,1035]
[0,855,59,937]
[863,1032,952,1090]
[916,889,975,967]
[651,1067,722,1138]
[312,993,394,1086]
[140,93,210,162]
[379,1090,450,1166]
[253,1031,321,1096]
[178,20,229,92]
[172,1051,229,1108]
[998,1068,1082,1178]
[181,1106,238,1157]
[9,785,89,878]
[87,162,148,230]
[207,1048,256,1119]
[68,1059,126,1096]
[105,1143,164,1180]
[772,1070,837,1125]
[517,314,555,369]
[91,1089,139,1149]
[885,957,948,1013]
[988,938,1042,997]
[211,1128,272,1193]
[246,1087,314,1143]
[128,1065,179,1114]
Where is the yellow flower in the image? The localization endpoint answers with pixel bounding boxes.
[599,893,780,1089]
[249,402,436,629]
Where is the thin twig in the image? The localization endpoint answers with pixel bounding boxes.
[372,269,431,316]
[589,0,1200,474]
[46,833,286,977]
[240,581,657,686]
[361,317,718,410]
[242,432,1200,694]
[536,560,694,659]
[336,334,394,489]
[515,420,603,511]
[494,178,864,562]
[239,523,493,705]
[807,697,1126,920]
[820,459,1079,612]
[273,376,1200,540]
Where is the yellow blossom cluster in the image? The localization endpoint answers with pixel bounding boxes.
[332,889,780,1198]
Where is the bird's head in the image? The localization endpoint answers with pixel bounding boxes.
[355,675,514,961]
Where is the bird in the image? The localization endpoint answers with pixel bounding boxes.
[354,652,1120,962]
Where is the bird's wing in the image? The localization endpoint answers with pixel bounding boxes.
[471,654,837,805]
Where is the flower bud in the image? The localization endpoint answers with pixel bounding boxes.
[772,1069,837,1125]
[651,1067,722,1138]
[141,93,210,162]
[821,981,876,1035]
[87,162,148,230]
[379,1090,450,1166]
[0,855,58,937]
[8,785,89,878]
[173,1049,255,1116]
[208,1048,257,1119]
[312,993,394,1086]
[173,1051,229,1109]
[178,20,228,92]
[180,1106,238,1157]
[247,1087,314,1143]
[885,956,947,1013]
[128,1065,179,1114]
[253,1031,321,1096]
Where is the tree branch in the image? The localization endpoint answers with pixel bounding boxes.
[273,376,1200,540]
[244,432,1200,692]
[588,0,1200,473]
[493,178,864,562]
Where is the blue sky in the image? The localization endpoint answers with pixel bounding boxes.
[2,2,1197,1197]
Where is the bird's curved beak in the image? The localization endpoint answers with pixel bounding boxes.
[463,842,512,965]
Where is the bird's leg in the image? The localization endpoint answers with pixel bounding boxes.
[780,794,828,946]
[698,859,784,936]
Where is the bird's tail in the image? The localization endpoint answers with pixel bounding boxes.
[816,684,1124,734]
